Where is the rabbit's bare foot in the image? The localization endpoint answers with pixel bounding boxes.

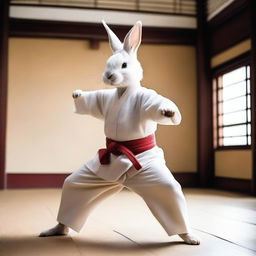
[39,223,69,237]
[179,233,200,245]
[161,109,175,118]
[72,90,82,99]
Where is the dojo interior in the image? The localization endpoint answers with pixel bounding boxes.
[0,0,256,255]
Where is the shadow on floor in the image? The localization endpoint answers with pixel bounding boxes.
[74,237,183,251]
[0,235,184,256]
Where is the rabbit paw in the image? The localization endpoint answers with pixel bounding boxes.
[72,89,82,99]
[39,223,69,237]
[179,233,200,245]
[161,109,175,118]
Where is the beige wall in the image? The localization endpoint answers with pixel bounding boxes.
[215,150,252,179]
[141,45,197,172]
[7,38,197,174]
[211,39,252,179]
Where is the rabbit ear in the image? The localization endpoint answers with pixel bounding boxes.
[123,21,142,55]
[102,20,123,53]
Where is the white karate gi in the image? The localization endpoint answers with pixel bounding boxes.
[57,86,191,235]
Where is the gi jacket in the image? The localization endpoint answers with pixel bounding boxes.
[73,86,181,181]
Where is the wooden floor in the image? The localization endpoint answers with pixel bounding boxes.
[0,188,255,256]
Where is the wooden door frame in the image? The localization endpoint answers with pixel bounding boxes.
[196,0,214,188]
[0,0,9,189]
[249,0,256,195]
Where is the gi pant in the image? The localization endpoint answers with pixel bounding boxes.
[57,162,191,236]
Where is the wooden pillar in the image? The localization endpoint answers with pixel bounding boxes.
[250,0,256,195]
[196,0,214,187]
[0,0,9,189]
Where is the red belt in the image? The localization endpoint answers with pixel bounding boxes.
[98,134,156,170]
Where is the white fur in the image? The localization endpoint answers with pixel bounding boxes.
[102,20,123,52]
[102,51,143,87]
[102,21,143,88]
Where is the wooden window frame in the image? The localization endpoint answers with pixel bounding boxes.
[212,52,251,151]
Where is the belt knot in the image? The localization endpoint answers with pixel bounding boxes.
[98,134,156,170]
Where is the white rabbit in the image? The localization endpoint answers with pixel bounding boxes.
[101,20,143,88]
[73,21,175,118]
[40,21,200,245]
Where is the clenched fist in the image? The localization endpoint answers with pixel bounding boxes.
[161,109,175,118]
[72,90,82,99]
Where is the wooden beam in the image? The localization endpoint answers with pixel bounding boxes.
[7,173,70,189]
[89,39,100,50]
[0,0,9,189]
[214,177,251,194]
[249,0,256,196]
[196,0,214,187]
[9,18,196,45]
[7,172,198,188]
[208,0,248,27]
[208,0,250,56]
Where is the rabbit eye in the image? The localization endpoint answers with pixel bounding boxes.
[121,62,127,69]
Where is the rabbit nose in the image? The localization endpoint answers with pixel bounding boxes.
[107,74,113,80]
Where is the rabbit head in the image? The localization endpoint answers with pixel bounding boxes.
[102,21,143,88]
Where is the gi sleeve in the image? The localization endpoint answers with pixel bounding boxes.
[73,90,104,120]
[142,89,182,125]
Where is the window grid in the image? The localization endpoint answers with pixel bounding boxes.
[10,0,197,16]
[214,65,251,148]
